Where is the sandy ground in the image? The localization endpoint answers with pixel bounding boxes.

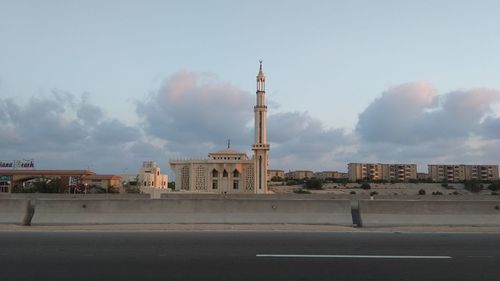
[270,182,499,197]
[1,224,499,233]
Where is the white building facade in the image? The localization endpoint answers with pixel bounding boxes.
[138,161,168,189]
[170,62,270,194]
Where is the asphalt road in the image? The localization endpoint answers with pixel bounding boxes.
[0,231,499,281]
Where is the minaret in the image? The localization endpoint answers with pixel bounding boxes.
[252,60,270,193]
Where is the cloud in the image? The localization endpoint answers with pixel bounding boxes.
[268,111,353,170]
[135,71,357,171]
[3,75,499,176]
[356,82,500,144]
[0,90,160,173]
[352,82,500,169]
[136,71,254,154]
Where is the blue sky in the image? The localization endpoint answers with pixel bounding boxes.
[1,0,500,175]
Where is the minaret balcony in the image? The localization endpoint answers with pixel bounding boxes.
[252,144,270,150]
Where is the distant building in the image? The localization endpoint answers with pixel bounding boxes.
[267,169,285,181]
[285,170,314,180]
[138,161,168,189]
[417,173,429,180]
[348,163,417,182]
[314,171,348,180]
[428,164,499,182]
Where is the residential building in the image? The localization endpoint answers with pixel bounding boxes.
[348,163,417,182]
[267,169,285,181]
[314,171,348,180]
[428,164,499,182]
[285,170,314,180]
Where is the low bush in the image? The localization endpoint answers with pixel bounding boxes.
[369,191,378,196]
[432,191,443,195]
[350,191,356,195]
[418,189,426,195]
[464,180,483,193]
[303,178,323,190]
[293,188,311,194]
[488,181,500,191]
[361,182,371,190]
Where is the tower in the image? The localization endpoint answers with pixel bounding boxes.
[252,60,270,193]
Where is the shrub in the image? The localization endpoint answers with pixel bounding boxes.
[303,178,323,190]
[360,182,371,190]
[369,191,378,196]
[271,176,284,182]
[350,191,356,195]
[452,191,459,195]
[488,181,500,191]
[441,182,448,188]
[418,189,426,195]
[432,191,443,195]
[464,180,483,193]
[293,188,311,194]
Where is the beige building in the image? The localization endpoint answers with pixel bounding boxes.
[170,62,270,194]
[267,169,285,181]
[138,161,168,189]
[348,163,417,182]
[428,164,499,182]
[285,170,314,180]
[314,171,348,180]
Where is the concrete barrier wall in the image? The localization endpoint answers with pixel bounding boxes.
[359,200,500,227]
[0,199,30,225]
[0,193,151,200]
[160,193,342,200]
[30,199,352,225]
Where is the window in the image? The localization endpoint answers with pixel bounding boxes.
[233,180,239,190]
[212,180,218,189]
[223,170,228,177]
[212,169,219,178]
[233,169,240,178]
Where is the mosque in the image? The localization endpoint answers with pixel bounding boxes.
[169,62,270,194]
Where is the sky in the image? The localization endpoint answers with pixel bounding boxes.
[1,0,500,176]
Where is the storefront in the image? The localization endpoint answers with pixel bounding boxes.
[0,175,12,193]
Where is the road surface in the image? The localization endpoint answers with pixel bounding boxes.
[0,231,498,281]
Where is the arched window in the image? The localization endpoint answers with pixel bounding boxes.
[212,169,219,178]
[223,170,228,177]
[233,169,240,178]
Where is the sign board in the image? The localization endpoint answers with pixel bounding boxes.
[0,159,35,169]
[0,175,12,181]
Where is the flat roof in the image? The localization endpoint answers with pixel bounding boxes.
[83,175,122,180]
[0,169,95,176]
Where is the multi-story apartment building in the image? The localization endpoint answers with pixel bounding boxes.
[314,171,348,180]
[428,164,499,182]
[285,170,314,180]
[385,164,417,182]
[348,163,417,182]
[348,163,383,181]
[267,169,285,181]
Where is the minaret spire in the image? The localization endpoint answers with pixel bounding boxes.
[252,61,270,193]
